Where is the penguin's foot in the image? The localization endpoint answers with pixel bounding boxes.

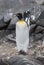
[18,50,27,55]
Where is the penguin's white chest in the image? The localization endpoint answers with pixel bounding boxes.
[16,22,29,44]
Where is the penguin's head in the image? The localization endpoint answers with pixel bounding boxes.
[24,10,30,17]
[16,13,23,20]
[23,10,31,20]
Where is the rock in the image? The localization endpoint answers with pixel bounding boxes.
[4,19,11,30]
[0,23,7,30]
[37,19,44,27]
[0,59,6,65]
[42,31,44,34]
[0,16,11,30]
[10,17,18,25]
[0,16,4,22]
[37,57,44,64]
[30,24,36,35]
[0,17,7,30]
[35,0,44,5]
[33,33,43,41]
[6,34,16,43]
[0,55,43,65]
[38,10,44,20]
[7,55,43,65]
[4,12,13,22]
[30,20,37,24]
[36,11,44,27]
[35,26,44,34]
[7,24,15,30]
[7,17,18,30]
[0,15,4,21]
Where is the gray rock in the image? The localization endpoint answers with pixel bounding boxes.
[37,19,44,27]
[0,17,7,30]
[10,17,18,25]
[7,17,18,30]
[30,24,36,35]
[8,55,43,65]
[38,10,44,20]
[0,15,4,20]
[37,57,44,64]
[4,12,13,22]
[0,16,4,22]
[33,33,43,41]
[35,26,44,34]
[0,56,43,65]
[35,0,44,5]
[7,24,15,30]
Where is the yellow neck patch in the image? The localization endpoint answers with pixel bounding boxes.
[18,20,24,24]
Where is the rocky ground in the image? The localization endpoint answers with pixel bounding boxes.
[0,31,44,65]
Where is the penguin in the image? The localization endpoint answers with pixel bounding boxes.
[16,13,29,55]
[23,10,31,27]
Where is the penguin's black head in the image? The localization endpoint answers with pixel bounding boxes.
[16,13,22,20]
[24,10,30,19]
